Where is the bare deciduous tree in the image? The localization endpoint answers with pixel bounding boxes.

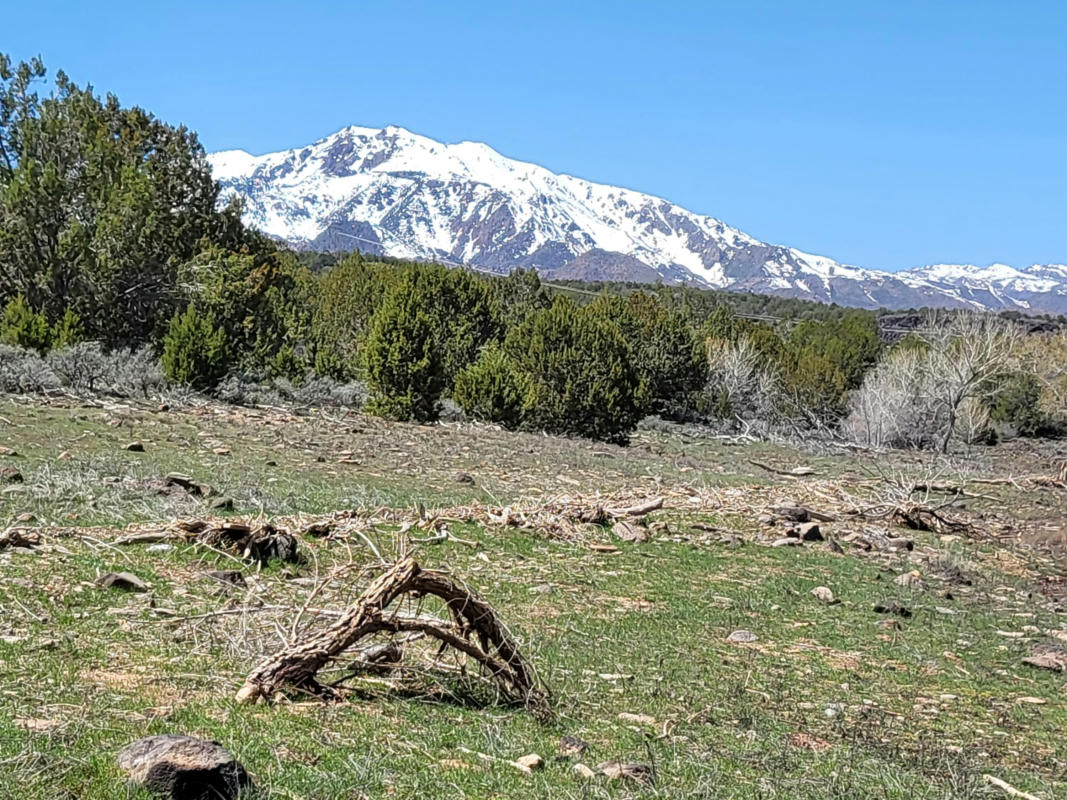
[844,312,1018,452]
[705,336,781,431]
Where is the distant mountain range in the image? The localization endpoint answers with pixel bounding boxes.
[209,125,1067,314]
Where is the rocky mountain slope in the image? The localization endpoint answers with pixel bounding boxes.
[209,125,1067,313]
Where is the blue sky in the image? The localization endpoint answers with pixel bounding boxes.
[5,1,1066,270]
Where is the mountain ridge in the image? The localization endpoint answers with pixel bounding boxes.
[209,125,1067,314]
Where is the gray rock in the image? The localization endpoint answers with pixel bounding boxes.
[798,522,823,541]
[771,537,802,547]
[124,442,145,452]
[727,629,758,643]
[117,734,250,800]
[96,572,149,592]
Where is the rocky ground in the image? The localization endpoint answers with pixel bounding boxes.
[0,394,1065,798]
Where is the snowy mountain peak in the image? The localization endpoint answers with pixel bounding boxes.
[209,125,1067,314]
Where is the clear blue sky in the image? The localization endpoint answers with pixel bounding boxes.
[6,1,1066,270]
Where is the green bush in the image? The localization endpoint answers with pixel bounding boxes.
[363,279,444,422]
[453,342,526,429]
[505,297,647,444]
[161,305,230,390]
[0,295,52,353]
[591,292,704,419]
[991,371,1064,438]
[51,308,85,349]
[362,266,502,422]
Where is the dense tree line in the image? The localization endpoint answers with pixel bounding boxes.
[1,53,1063,449]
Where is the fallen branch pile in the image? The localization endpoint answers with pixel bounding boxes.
[112,519,300,564]
[234,557,546,709]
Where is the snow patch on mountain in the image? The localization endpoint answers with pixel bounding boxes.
[209,125,1067,314]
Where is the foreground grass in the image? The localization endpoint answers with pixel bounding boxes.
[1,396,1065,797]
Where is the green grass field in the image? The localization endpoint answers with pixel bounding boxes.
[1,396,1065,798]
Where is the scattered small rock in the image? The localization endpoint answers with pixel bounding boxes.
[797,522,823,541]
[514,753,544,771]
[451,471,475,485]
[876,618,902,630]
[596,761,653,784]
[0,466,23,484]
[0,446,18,456]
[573,763,596,779]
[124,442,145,452]
[558,736,590,758]
[265,460,277,467]
[212,447,231,456]
[164,474,201,494]
[146,544,174,554]
[811,586,836,604]
[612,520,649,543]
[116,734,250,800]
[894,570,924,590]
[96,572,149,592]
[209,497,235,512]
[873,599,912,618]
[727,629,758,643]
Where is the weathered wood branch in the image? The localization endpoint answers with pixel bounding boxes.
[235,557,545,709]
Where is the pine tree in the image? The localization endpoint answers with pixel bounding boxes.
[161,305,230,390]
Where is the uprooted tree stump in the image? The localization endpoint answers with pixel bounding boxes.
[235,557,547,709]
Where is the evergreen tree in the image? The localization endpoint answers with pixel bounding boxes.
[0,53,245,345]
[591,291,704,418]
[310,253,395,379]
[453,342,526,429]
[0,294,51,352]
[363,277,444,421]
[178,242,309,377]
[505,297,647,444]
[161,304,230,390]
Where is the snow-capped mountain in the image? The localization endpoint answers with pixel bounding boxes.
[209,125,1067,314]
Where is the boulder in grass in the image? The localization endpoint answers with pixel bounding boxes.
[117,734,250,800]
[96,572,149,592]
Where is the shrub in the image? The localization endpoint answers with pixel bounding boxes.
[704,336,781,427]
[0,295,52,353]
[592,292,705,419]
[46,343,166,398]
[990,371,1064,438]
[453,343,526,429]
[505,297,647,444]
[161,305,231,390]
[50,308,85,349]
[363,287,442,421]
[0,344,61,393]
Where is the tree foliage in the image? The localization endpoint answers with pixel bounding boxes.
[504,297,647,444]
[161,304,230,390]
[0,53,244,345]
